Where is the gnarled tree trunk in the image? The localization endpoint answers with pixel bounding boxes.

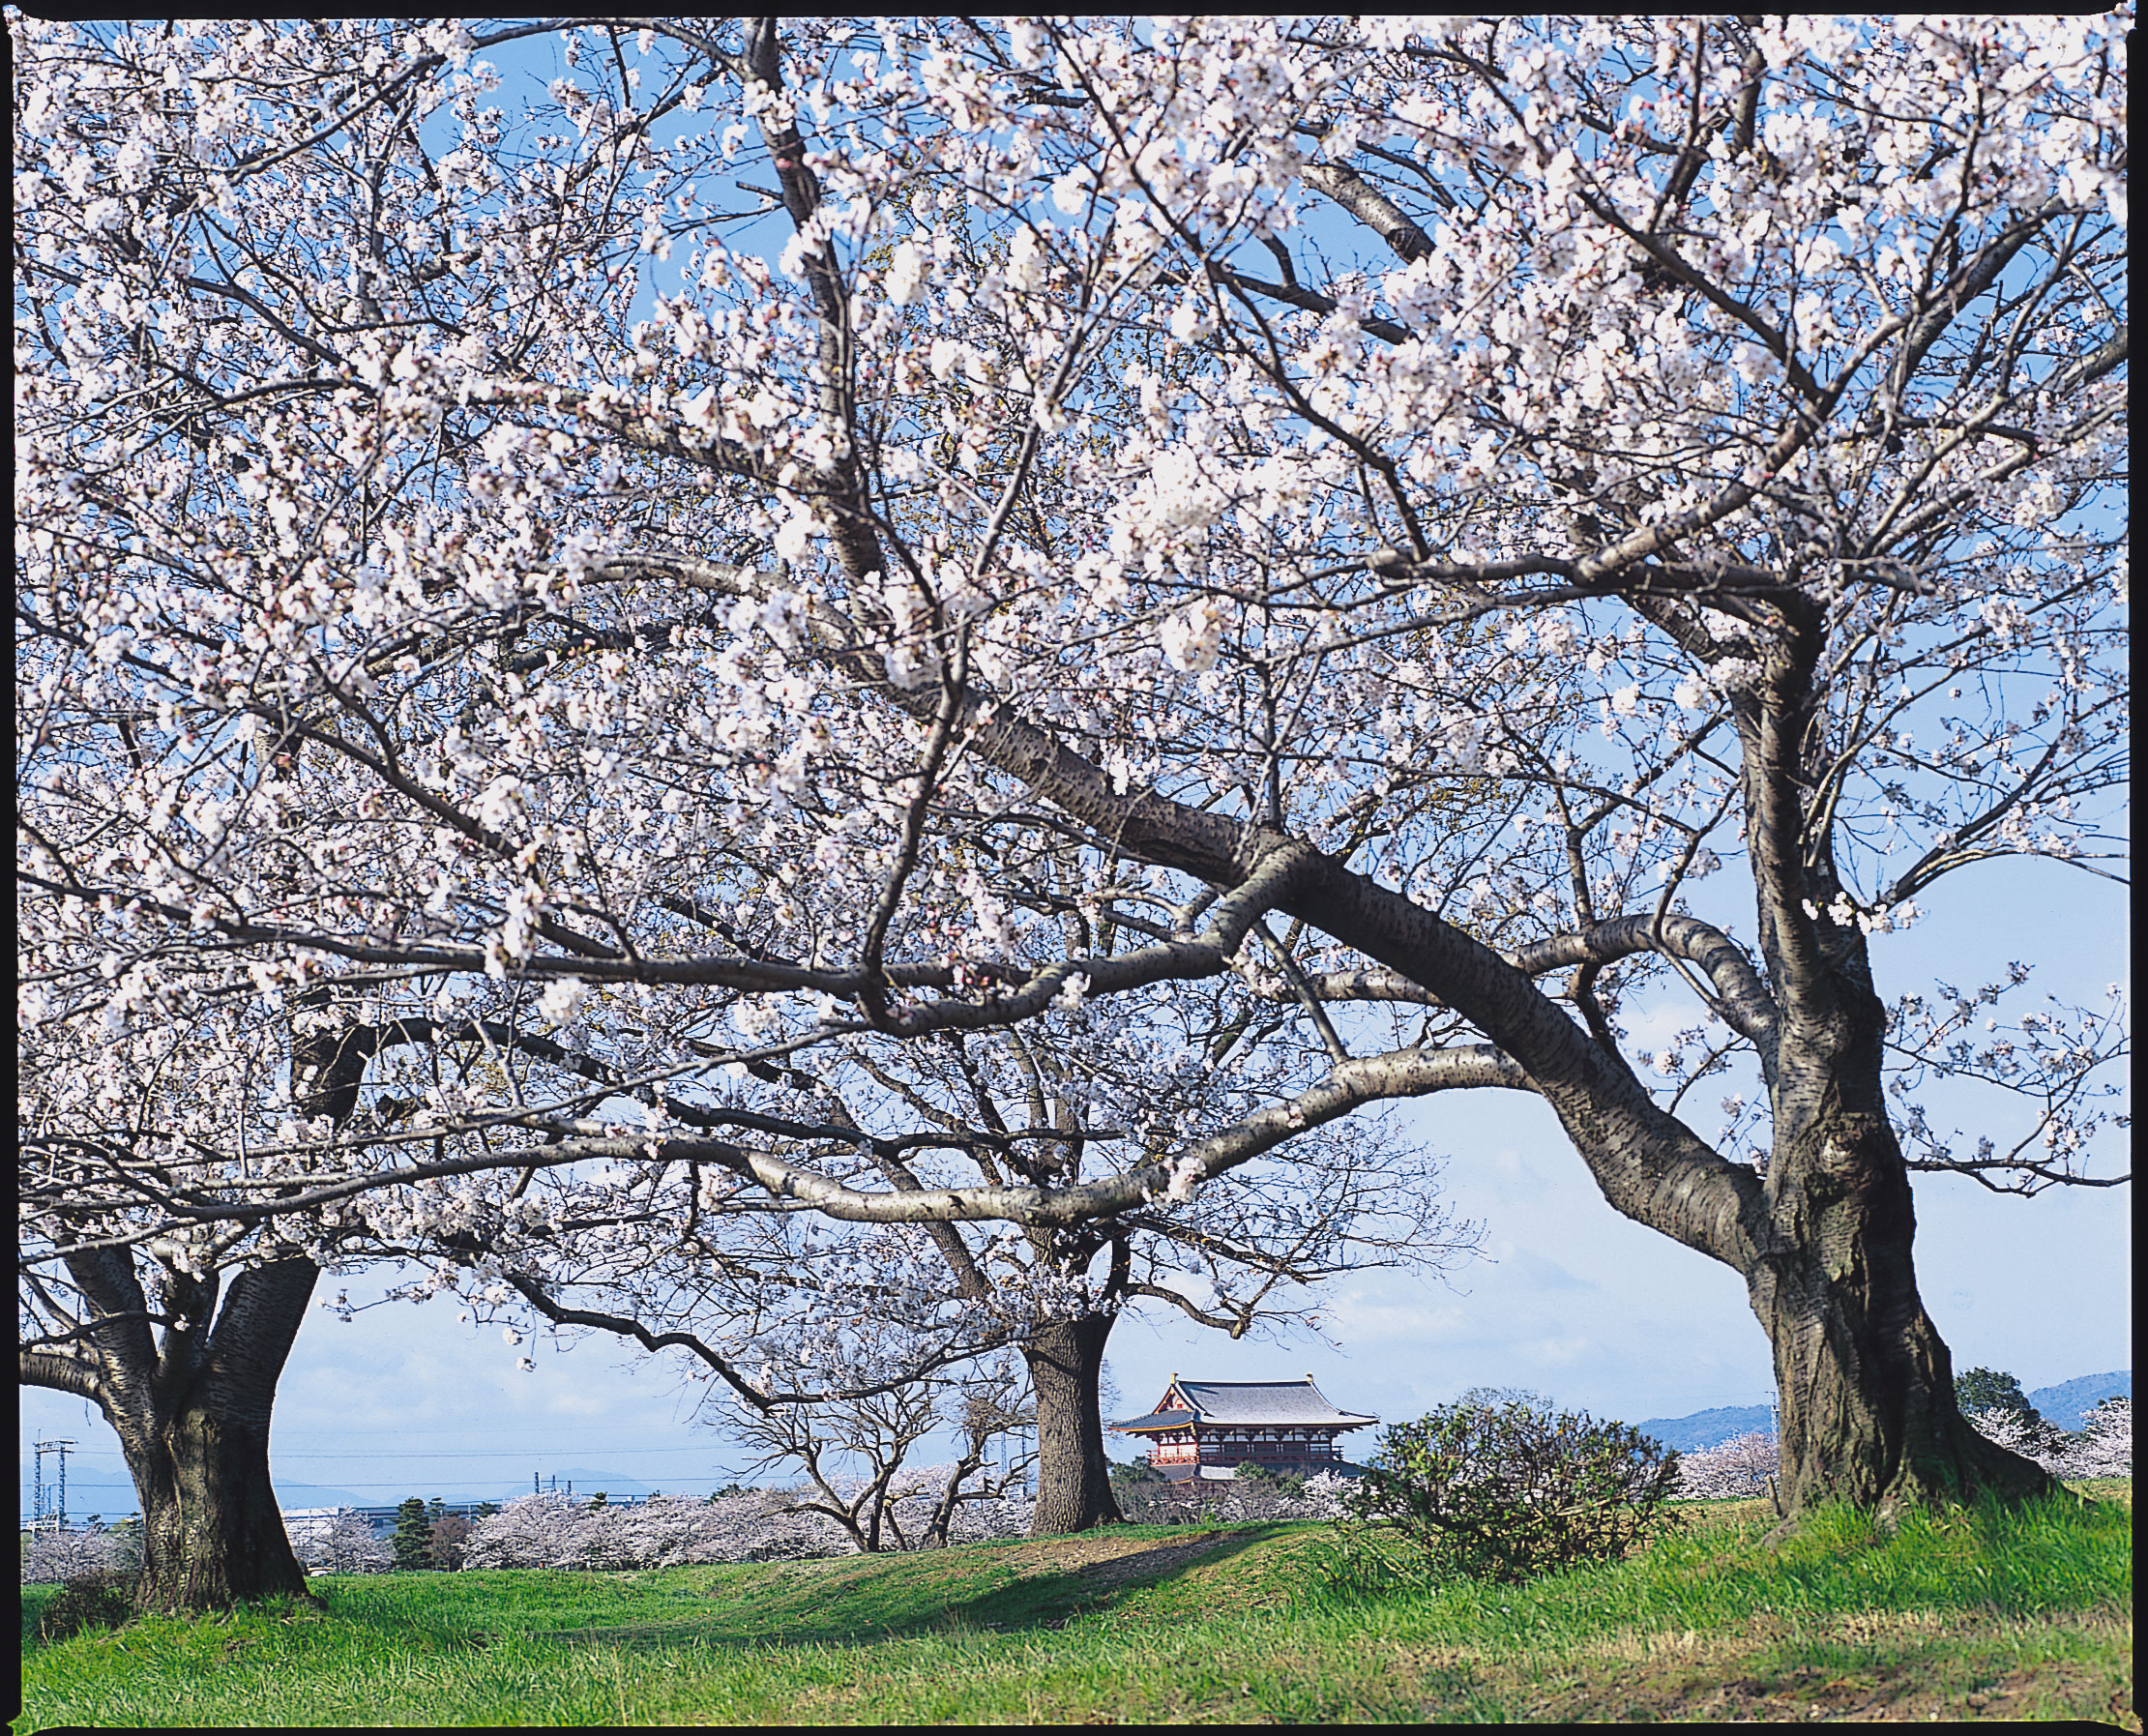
[124,1256,320,1610]
[1024,1311,1123,1535]
[1753,1135,2054,1518]
[46,1247,320,1611]
[129,1390,314,1608]
[1280,839,2061,1526]
[1727,631,2063,1522]
[23,997,368,1609]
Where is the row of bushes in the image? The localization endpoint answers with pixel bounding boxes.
[1108,1462,1355,1525]
[24,1468,1356,1592]
[293,1480,1025,1574]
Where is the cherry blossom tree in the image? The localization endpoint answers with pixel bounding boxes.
[21,1526,130,1585]
[719,1339,1032,1551]
[456,1481,1049,1569]
[1968,1396,2131,1481]
[1673,1430,1780,1501]
[16,14,2130,1608]
[15,15,1484,1585]
[391,1009,1472,1536]
[286,1509,395,1576]
[791,1026,1465,1533]
[2060,1397,2132,1480]
[460,1487,851,1570]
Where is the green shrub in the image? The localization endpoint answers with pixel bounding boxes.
[36,1571,137,1643]
[1341,1389,1681,1584]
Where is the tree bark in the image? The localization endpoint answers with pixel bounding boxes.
[1750,1107,2055,1519]
[1024,1312,1124,1535]
[129,1392,314,1609]
[46,1250,322,1611]
[1725,634,2059,1520]
[131,1256,319,1610]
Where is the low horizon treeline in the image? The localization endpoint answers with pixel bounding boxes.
[22,1399,2130,1584]
[19,1468,1368,1580]
[289,1469,1365,1574]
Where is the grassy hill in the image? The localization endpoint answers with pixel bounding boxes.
[17,1484,2133,1728]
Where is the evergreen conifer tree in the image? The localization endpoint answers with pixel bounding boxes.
[391,1497,432,1572]
[1955,1368,2041,1424]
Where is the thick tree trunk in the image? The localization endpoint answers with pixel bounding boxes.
[1289,844,2062,1524]
[1750,1109,2056,1521]
[1024,1312,1123,1535]
[1720,636,2058,1521]
[130,1394,313,1609]
[93,1255,322,1611]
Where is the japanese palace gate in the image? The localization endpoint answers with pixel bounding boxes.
[1109,1374,1377,1481]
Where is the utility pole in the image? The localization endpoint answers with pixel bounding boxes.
[32,1439,76,1533]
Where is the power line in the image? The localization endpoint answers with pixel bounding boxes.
[267,1422,712,1437]
[19,1420,711,1440]
[268,1444,733,1460]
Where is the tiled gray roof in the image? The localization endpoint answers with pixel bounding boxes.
[1176,1378,1375,1426]
[1110,1407,1196,1431]
[1113,1377,1376,1431]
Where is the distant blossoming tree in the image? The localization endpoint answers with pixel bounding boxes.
[1969,1396,2131,1480]
[1674,1430,1782,1501]
[20,1527,129,1585]
[2059,1398,2132,1480]
[286,1510,395,1576]
[455,1471,1355,1570]
[462,1488,851,1570]
[17,15,2129,1609]
[719,1338,1034,1552]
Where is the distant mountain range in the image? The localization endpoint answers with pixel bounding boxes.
[1633,1403,1777,1453]
[1636,1370,2132,1452]
[2019,1370,2132,1432]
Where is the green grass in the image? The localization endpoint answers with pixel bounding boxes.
[17,1482,2133,1727]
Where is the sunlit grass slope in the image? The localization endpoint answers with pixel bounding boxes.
[16,1483,2133,1727]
